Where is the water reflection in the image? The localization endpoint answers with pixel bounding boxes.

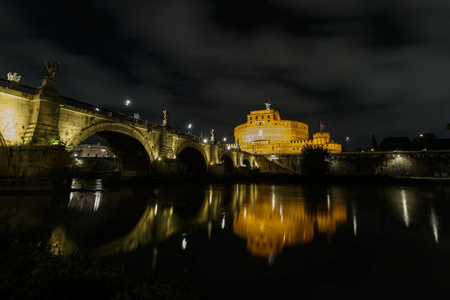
[2,179,448,265]
[233,185,347,257]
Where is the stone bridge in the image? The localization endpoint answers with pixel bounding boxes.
[0,69,287,179]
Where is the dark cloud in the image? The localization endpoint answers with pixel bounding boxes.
[1,0,450,149]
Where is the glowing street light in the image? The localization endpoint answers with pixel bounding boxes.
[223,137,227,142]
[125,99,131,115]
[420,134,426,150]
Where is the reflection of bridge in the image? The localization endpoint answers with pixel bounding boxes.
[49,182,347,261]
[0,67,287,178]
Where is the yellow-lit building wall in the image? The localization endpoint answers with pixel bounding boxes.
[233,107,342,154]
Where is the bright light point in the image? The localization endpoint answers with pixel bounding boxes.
[203,139,207,143]
[125,100,131,106]
[397,154,400,157]
[227,146,231,150]
[221,215,226,229]
[182,238,187,250]
[158,157,161,161]
[223,137,227,142]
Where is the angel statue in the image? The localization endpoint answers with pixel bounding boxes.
[210,129,215,142]
[163,109,169,120]
[7,72,21,82]
[44,60,60,79]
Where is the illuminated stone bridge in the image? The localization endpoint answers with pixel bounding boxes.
[0,66,287,178]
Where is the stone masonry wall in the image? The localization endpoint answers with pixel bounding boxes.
[329,151,450,177]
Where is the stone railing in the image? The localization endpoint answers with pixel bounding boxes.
[0,77,37,95]
[58,95,162,130]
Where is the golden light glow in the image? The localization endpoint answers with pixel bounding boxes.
[233,195,347,257]
[233,106,341,154]
[0,106,19,144]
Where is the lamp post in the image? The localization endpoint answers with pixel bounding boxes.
[420,134,425,150]
[125,99,131,115]
[187,123,192,135]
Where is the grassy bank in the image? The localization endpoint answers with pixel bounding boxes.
[0,220,197,300]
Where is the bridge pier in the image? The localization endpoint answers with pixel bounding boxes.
[24,74,62,145]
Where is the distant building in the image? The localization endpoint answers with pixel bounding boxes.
[231,104,341,154]
[73,143,116,158]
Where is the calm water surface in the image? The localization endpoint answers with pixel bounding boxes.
[2,179,450,299]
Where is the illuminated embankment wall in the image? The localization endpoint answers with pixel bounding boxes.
[234,108,341,154]
[329,151,450,177]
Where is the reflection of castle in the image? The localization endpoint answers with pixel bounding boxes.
[232,103,342,154]
[233,196,347,257]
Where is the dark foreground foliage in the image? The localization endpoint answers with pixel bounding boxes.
[0,220,197,300]
[299,146,331,178]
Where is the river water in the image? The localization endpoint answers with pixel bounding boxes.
[2,179,450,299]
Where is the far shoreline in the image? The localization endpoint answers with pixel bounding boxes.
[1,173,450,192]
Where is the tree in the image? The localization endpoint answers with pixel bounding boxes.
[299,145,331,177]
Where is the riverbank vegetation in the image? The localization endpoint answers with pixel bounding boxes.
[0,220,196,299]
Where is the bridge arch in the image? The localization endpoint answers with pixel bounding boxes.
[239,153,254,168]
[67,122,154,177]
[219,151,236,175]
[175,141,208,176]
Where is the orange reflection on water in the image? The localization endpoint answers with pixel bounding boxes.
[233,191,347,257]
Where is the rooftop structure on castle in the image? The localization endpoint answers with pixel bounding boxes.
[233,103,341,154]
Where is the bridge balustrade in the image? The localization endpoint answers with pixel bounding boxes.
[0,77,37,95]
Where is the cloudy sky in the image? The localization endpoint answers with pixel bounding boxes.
[2,0,450,149]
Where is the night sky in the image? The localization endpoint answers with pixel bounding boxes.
[2,1,450,150]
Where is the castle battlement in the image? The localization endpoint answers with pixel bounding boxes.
[233,104,341,154]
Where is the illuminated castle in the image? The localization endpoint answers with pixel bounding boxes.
[233,103,341,154]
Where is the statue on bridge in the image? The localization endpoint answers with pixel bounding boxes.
[210,129,215,142]
[44,60,59,79]
[7,72,21,82]
[162,109,169,127]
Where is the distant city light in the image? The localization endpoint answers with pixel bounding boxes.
[223,137,227,142]
[203,139,207,143]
